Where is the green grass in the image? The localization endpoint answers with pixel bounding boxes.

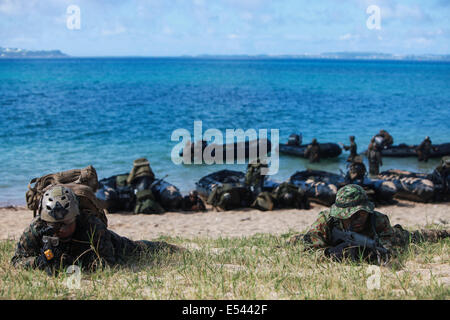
[0,233,448,299]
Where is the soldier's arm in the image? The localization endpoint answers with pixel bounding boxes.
[10,222,42,269]
[81,219,116,270]
[301,211,331,250]
[375,214,410,255]
[304,146,311,157]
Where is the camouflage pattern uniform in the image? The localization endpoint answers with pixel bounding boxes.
[290,184,449,261]
[379,130,394,147]
[251,182,310,211]
[342,136,357,163]
[272,182,310,209]
[245,159,268,196]
[207,184,252,211]
[430,156,450,199]
[126,158,155,186]
[416,137,436,162]
[344,156,366,185]
[368,143,382,176]
[304,139,320,163]
[11,213,178,272]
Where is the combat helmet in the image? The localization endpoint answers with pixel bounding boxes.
[329,184,374,220]
[39,185,80,223]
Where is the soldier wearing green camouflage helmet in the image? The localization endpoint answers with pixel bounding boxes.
[289,184,449,263]
[11,185,181,275]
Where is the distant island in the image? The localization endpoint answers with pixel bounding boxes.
[0,47,68,58]
[1,47,449,61]
[195,52,450,61]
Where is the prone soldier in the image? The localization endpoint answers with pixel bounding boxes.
[11,186,181,274]
[289,184,449,264]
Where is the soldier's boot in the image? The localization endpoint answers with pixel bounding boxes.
[410,229,450,243]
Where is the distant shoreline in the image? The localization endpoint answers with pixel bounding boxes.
[2,56,450,63]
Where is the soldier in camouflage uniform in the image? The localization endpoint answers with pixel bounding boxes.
[207,183,252,211]
[251,182,310,211]
[367,140,382,176]
[289,184,448,263]
[245,158,268,196]
[378,130,394,148]
[11,186,181,274]
[304,138,320,163]
[344,156,367,185]
[340,136,358,163]
[272,182,310,210]
[430,156,450,200]
[181,190,206,212]
[416,136,438,162]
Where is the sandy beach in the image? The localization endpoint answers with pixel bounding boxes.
[1,200,449,242]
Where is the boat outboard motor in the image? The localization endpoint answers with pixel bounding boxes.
[288,134,302,146]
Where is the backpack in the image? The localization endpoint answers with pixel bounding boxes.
[25,166,108,226]
[207,184,251,210]
[134,189,165,214]
[251,191,275,211]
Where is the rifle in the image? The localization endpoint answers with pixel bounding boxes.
[330,227,390,264]
[150,174,169,189]
[39,226,71,275]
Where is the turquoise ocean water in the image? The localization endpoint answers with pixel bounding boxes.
[1,58,449,205]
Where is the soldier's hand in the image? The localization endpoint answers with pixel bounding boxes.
[34,254,50,270]
[324,242,351,261]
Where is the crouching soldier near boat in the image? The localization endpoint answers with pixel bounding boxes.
[207,183,253,211]
[181,190,206,212]
[416,136,438,162]
[289,184,449,264]
[304,138,321,163]
[430,156,450,200]
[245,158,268,197]
[344,156,367,185]
[251,182,310,211]
[11,185,181,275]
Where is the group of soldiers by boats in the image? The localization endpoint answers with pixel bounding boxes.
[84,129,449,215]
[14,131,449,274]
[25,130,450,218]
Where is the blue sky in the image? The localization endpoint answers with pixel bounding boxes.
[0,0,449,56]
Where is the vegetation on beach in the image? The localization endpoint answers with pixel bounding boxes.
[0,229,448,300]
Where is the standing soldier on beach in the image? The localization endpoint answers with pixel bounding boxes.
[304,138,321,163]
[368,139,382,176]
[245,158,268,196]
[416,136,438,162]
[340,136,358,163]
[11,185,181,274]
[288,184,449,263]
